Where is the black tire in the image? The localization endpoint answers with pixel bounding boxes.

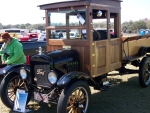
[57,80,91,113]
[0,72,31,109]
[139,57,150,87]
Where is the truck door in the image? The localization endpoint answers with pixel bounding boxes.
[91,9,121,77]
[91,9,110,77]
[109,11,122,71]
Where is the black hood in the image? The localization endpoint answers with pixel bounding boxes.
[30,49,79,64]
[47,49,79,61]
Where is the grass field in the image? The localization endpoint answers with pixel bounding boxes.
[0,65,150,113]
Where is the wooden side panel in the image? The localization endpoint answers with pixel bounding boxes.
[97,46,106,67]
[93,40,109,77]
[110,39,121,71]
[122,38,150,60]
[47,45,62,52]
[72,46,90,74]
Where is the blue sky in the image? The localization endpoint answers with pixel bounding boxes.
[0,0,150,25]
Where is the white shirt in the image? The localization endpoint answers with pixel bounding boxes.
[38,33,45,41]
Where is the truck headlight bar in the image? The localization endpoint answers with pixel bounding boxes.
[20,68,27,79]
[48,71,57,84]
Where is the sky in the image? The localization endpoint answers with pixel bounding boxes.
[0,0,150,25]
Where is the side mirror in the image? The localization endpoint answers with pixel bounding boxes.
[97,10,102,17]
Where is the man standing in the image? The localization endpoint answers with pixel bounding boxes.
[0,32,26,64]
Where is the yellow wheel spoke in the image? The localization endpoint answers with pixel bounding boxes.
[18,79,21,86]
[75,90,78,99]
[67,104,73,110]
[70,95,75,101]
[15,78,18,86]
[79,98,86,103]
[10,82,15,88]
[8,90,14,93]
[68,108,73,113]
[19,81,24,87]
[75,109,78,113]
[78,92,84,100]
[68,100,74,105]
[9,92,15,98]
[77,108,81,113]
[72,109,75,113]
[77,89,82,100]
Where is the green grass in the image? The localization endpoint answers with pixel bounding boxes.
[0,71,150,113]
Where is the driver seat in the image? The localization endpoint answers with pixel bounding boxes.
[93,30,101,41]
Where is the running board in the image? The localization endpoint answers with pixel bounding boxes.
[94,81,116,91]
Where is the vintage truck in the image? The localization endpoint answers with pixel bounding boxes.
[0,0,150,113]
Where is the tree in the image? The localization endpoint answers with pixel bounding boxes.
[19,24,26,29]
[133,20,147,31]
[0,23,3,29]
[146,21,150,29]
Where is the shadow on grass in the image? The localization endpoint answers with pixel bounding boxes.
[89,75,150,113]
[2,75,150,113]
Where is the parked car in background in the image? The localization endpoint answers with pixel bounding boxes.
[38,32,46,41]
[18,33,38,41]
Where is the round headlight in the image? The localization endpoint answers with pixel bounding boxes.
[48,71,57,84]
[20,68,27,79]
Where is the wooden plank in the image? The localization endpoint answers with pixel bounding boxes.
[39,1,90,10]
[48,39,88,46]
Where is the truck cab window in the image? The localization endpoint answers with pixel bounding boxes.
[47,9,86,40]
[92,10,108,41]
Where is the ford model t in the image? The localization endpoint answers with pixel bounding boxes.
[1,0,150,113]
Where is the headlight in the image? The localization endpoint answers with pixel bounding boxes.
[20,68,27,79]
[48,71,57,84]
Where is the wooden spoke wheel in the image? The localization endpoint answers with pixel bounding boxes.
[57,80,91,113]
[0,73,31,109]
[139,57,150,87]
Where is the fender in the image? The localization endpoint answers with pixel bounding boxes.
[57,71,100,88]
[0,64,26,76]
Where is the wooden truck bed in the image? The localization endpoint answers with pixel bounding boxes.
[122,34,150,61]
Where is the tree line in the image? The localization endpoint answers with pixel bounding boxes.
[93,19,150,34]
[0,23,46,31]
[122,19,150,33]
[0,19,150,33]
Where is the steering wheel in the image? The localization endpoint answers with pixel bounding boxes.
[93,29,101,41]
[82,33,86,40]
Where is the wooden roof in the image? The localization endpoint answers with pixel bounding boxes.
[38,0,122,10]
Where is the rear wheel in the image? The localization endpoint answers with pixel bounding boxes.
[57,80,91,113]
[139,57,150,87]
[0,73,31,109]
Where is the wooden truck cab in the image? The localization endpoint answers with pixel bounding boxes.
[39,0,122,77]
[1,1,150,113]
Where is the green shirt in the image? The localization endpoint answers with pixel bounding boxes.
[0,38,26,64]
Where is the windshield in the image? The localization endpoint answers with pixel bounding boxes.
[47,8,86,40]
[48,9,86,26]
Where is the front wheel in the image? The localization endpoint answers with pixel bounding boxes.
[57,80,91,113]
[0,72,31,109]
[139,57,150,87]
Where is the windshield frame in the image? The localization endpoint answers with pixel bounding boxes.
[46,6,88,40]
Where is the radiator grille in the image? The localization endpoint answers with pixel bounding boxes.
[66,61,78,72]
[34,64,51,87]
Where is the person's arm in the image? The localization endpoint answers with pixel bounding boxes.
[0,44,6,62]
[5,42,23,64]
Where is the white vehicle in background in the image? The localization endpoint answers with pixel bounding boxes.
[0,28,29,38]
[61,32,78,39]
[38,32,46,41]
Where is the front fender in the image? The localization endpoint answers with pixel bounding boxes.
[57,71,98,88]
[0,64,26,76]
